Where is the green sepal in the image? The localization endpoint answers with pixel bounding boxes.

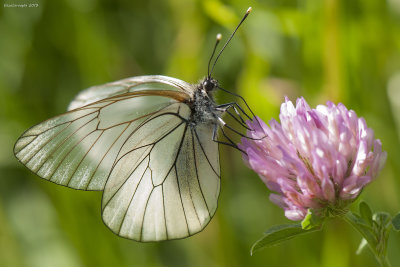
[301,209,325,230]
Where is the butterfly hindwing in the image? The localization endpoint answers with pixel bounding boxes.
[101,106,220,241]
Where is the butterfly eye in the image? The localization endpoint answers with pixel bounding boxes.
[203,79,215,92]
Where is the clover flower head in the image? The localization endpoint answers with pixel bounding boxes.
[239,97,387,220]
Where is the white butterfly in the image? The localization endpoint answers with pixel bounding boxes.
[14,8,253,242]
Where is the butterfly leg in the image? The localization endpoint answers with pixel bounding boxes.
[216,86,264,130]
[216,102,251,130]
[217,102,252,121]
[217,102,264,137]
[216,86,256,118]
[211,122,245,153]
[225,110,251,130]
[221,119,264,141]
[215,103,263,141]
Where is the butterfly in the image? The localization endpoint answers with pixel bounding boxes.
[14,7,253,242]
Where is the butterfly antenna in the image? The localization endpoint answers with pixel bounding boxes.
[209,7,252,76]
[207,34,222,78]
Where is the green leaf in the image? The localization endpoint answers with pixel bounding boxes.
[373,212,392,228]
[301,209,325,230]
[251,223,320,255]
[392,212,400,231]
[359,201,373,226]
[344,212,377,249]
[345,212,393,266]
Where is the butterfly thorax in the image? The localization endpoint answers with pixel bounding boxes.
[188,78,220,126]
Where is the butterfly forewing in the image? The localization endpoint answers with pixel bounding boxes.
[14,75,221,241]
[68,75,194,110]
[14,76,191,191]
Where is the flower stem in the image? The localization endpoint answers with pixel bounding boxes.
[343,212,391,267]
[377,257,391,267]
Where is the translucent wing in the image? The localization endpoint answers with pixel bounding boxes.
[101,111,220,241]
[14,78,191,191]
[15,75,221,241]
[68,75,195,110]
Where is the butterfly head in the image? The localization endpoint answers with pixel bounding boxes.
[203,77,218,93]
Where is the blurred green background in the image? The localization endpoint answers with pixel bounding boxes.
[1,0,400,266]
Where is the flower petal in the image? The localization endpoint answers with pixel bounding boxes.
[239,97,386,221]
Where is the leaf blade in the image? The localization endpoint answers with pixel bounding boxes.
[359,201,373,226]
[251,223,320,255]
[391,212,400,231]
